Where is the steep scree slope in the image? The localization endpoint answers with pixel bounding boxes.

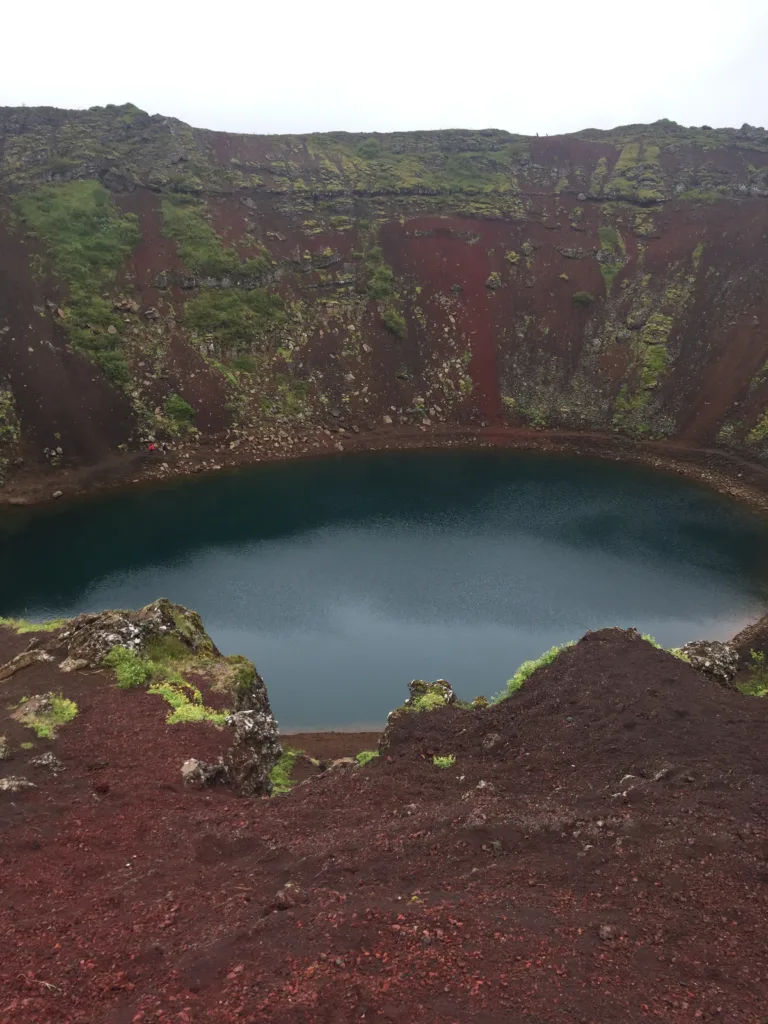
[1,106,768,486]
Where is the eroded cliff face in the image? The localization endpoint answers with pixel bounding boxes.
[1,104,767,484]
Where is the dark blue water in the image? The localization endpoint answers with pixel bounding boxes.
[1,450,767,729]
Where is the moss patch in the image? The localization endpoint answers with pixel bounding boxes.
[269,748,303,794]
[102,645,227,725]
[14,693,78,739]
[161,195,272,279]
[15,180,141,384]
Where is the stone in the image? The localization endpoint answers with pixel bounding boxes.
[55,598,218,668]
[382,415,393,425]
[181,757,229,786]
[0,776,36,793]
[598,924,621,941]
[0,649,55,682]
[59,657,89,673]
[678,640,739,687]
[481,732,503,753]
[30,752,65,773]
[52,490,63,499]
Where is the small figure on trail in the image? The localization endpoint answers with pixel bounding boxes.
[161,441,168,454]
[147,442,156,453]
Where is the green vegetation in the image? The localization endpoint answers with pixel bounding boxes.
[102,644,227,725]
[161,195,272,278]
[16,694,78,739]
[365,247,395,299]
[411,691,449,712]
[163,393,196,433]
[738,650,768,696]
[102,645,154,688]
[15,180,141,384]
[0,615,69,633]
[185,287,285,355]
[355,750,379,766]
[496,641,577,702]
[269,748,302,794]
[597,224,626,293]
[381,307,406,337]
[746,409,768,445]
[433,754,456,768]
[572,291,594,307]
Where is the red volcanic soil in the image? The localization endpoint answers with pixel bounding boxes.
[3,626,768,1022]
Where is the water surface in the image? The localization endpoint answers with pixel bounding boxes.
[1,450,767,729]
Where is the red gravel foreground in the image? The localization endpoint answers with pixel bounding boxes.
[2,627,768,1023]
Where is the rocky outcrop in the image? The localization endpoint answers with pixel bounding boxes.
[677,640,740,687]
[54,598,218,667]
[225,660,282,796]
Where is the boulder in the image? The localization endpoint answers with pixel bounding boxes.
[55,598,218,667]
[224,660,282,796]
[0,777,36,793]
[677,640,739,687]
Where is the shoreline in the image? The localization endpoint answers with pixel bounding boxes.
[3,424,768,515]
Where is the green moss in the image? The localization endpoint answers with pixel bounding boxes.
[102,644,226,725]
[433,754,456,768]
[355,750,379,766]
[15,180,141,384]
[185,287,285,354]
[163,393,196,433]
[17,694,78,739]
[329,215,354,231]
[572,291,594,307]
[494,642,576,702]
[746,410,768,445]
[411,691,449,712]
[0,388,20,448]
[269,748,302,794]
[381,307,406,337]
[161,195,272,278]
[365,246,395,299]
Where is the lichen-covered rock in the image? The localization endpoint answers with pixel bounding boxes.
[0,776,36,792]
[224,660,281,796]
[30,752,65,773]
[0,736,9,760]
[405,678,458,707]
[181,757,229,786]
[677,640,739,687]
[56,598,219,667]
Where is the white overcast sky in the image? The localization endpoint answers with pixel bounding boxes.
[3,0,767,136]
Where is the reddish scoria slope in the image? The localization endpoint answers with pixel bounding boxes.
[2,628,768,1023]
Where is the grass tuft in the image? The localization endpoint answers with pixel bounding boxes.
[433,754,456,768]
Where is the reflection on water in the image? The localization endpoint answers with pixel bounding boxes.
[1,450,767,729]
